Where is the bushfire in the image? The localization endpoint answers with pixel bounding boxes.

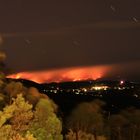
[7,65,112,83]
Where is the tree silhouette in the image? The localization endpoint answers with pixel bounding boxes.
[29,98,63,140]
[121,107,140,140]
[109,114,128,140]
[67,100,105,140]
[0,94,34,139]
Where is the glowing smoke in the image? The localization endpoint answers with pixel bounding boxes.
[7,61,140,83]
[7,65,112,83]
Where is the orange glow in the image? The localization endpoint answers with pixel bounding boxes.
[7,65,112,83]
[15,74,22,79]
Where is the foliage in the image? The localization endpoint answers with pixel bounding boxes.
[0,94,34,139]
[0,89,63,140]
[4,82,27,104]
[66,129,107,140]
[10,132,37,140]
[109,107,140,140]
[66,129,94,140]
[67,100,105,140]
[0,51,6,62]
[109,114,128,140]
[29,98,63,140]
[0,50,63,140]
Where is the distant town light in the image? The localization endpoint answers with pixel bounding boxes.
[91,86,109,91]
[120,80,124,85]
[82,88,87,92]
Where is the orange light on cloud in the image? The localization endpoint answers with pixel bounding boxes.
[7,65,112,83]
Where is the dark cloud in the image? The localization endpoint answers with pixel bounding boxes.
[3,22,140,72]
[1,21,140,37]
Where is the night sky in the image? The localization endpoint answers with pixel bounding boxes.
[0,0,140,82]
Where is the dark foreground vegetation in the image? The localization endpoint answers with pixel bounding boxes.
[0,52,63,140]
[0,80,63,140]
[2,78,140,140]
[47,90,140,140]
[1,51,140,140]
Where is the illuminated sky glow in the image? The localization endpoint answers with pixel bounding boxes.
[0,0,140,81]
[7,65,111,83]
